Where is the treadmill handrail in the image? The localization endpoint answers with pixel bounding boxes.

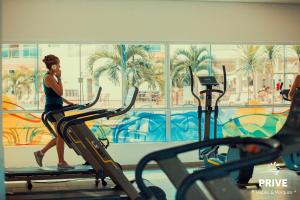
[60,87,138,138]
[56,109,108,141]
[44,104,79,136]
[135,137,281,199]
[46,86,102,117]
[176,143,280,199]
[41,111,56,136]
[43,87,102,136]
[80,86,102,110]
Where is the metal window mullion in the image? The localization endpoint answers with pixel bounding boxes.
[165,43,171,142]
[36,43,39,109]
[79,44,82,104]
[121,44,127,106]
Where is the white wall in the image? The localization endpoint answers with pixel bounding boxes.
[4,142,199,168]
[2,0,300,43]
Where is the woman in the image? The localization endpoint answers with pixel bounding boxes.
[34,54,74,170]
[288,75,300,100]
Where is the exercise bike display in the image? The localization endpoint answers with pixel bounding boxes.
[188,65,258,188]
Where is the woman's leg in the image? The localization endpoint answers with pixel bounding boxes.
[52,122,65,163]
[56,134,65,163]
[34,122,57,167]
[41,138,56,154]
[54,121,73,168]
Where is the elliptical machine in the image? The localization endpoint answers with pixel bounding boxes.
[189,65,258,188]
[188,65,226,160]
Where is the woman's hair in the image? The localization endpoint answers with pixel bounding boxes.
[43,54,60,70]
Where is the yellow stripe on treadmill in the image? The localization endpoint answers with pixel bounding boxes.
[207,159,221,166]
[68,132,86,149]
[85,138,118,168]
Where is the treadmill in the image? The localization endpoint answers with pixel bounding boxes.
[7,87,166,200]
[5,87,107,191]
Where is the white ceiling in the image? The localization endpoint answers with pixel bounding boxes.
[167,0,300,4]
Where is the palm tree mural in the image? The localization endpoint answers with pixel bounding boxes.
[237,45,266,100]
[87,45,163,98]
[170,46,212,104]
[3,69,34,100]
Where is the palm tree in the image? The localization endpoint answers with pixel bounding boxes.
[171,46,212,88]
[3,69,34,100]
[170,46,212,104]
[292,45,300,72]
[87,45,163,97]
[264,45,282,87]
[237,45,266,100]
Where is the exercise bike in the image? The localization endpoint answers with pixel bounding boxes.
[188,65,259,189]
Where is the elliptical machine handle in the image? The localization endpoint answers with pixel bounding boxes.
[222,65,227,95]
[279,82,290,101]
[188,66,203,142]
[188,66,201,107]
[213,65,227,139]
[215,65,227,106]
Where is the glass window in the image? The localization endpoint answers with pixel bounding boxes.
[285,45,300,73]
[3,43,300,146]
[222,107,278,138]
[2,44,37,110]
[10,44,20,58]
[127,44,165,108]
[81,44,122,109]
[2,46,9,58]
[171,110,198,141]
[273,73,285,104]
[170,44,211,107]
[87,110,166,143]
[23,44,38,58]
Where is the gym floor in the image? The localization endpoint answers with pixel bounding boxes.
[5,164,299,200]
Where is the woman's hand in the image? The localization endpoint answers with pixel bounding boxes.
[66,100,74,105]
[55,69,61,78]
[63,98,74,105]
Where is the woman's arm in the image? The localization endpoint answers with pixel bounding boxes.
[288,75,300,100]
[44,74,63,96]
[62,97,73,105]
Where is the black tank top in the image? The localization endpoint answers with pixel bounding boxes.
[43,73,63,105]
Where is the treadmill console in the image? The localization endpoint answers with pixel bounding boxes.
[198,76,219,86]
